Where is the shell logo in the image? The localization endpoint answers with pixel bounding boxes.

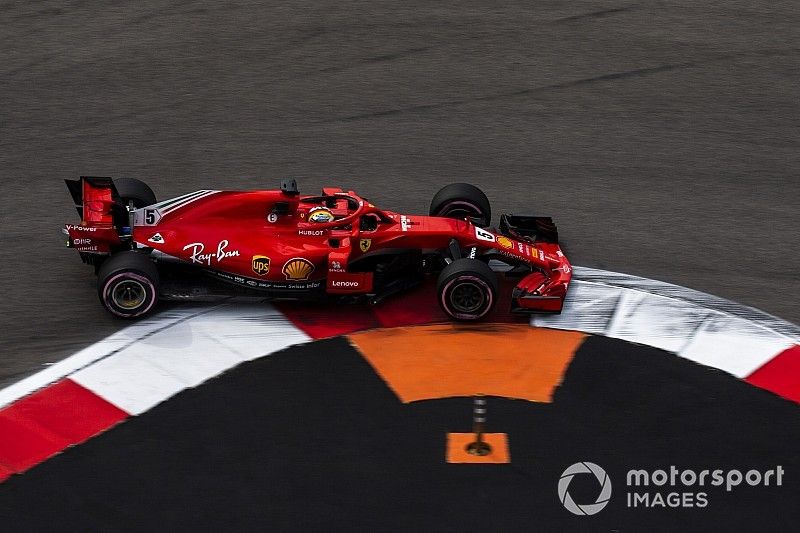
[282,258,315,281]
[497,236,514,249]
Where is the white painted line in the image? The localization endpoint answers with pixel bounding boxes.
[678,312,796,377]
[70,304,310,415]
[573,267,800,342]
[604,290,710,353]
[604,288,647,338]
[0,306,213,410]
[536,267,800,379]
[2,266,797,414]
[196,305,311,362]
[71,357,189,416]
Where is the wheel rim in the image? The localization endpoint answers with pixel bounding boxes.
[111,279,147,310]
[439,201,488,226]
[449,281,486,314]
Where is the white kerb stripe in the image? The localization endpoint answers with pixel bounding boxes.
[534,274,797,378]
[679,312,795,378]
[3,266,798,413]
[0,307,207,410]
[70,304,309,415]
[532,280,622,334]
[603,289,710,354]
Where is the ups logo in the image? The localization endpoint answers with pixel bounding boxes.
[252,255,271,276]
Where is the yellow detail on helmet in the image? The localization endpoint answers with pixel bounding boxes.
[309,207,334,223]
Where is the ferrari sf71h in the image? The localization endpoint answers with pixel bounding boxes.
[63,177,572,321]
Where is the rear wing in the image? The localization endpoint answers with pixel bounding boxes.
[65,176,120,226]
[64,177,124,259]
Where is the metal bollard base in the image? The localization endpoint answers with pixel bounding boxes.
[446,433,510,463]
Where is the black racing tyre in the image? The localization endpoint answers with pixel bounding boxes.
[429,183,491,227]
[437,258,498,321]
[97,251,160,318]
[114,178,157,208]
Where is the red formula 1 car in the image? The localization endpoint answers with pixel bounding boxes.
[63,177,572,320]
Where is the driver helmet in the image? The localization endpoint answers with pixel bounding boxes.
[308,206,335,223]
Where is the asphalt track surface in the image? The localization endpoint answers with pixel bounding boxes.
[0,2,798,525]
[1,0,799,386]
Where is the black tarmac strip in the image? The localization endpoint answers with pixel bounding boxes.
[1,336,798,532]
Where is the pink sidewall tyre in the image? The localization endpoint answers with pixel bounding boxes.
[437,258,498,321]
[97,251,159,319]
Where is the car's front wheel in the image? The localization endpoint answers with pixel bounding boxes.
[97,251,159,318]
[437,258,498,321]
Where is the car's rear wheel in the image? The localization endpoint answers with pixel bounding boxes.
[97,251,159,318]
[437,258,498,321]
[429,183,491,227]
[114,178,157,208]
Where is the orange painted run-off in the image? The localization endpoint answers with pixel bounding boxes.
[348,324,586,403]
[447,433,510,464]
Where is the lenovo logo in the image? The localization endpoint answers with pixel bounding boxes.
[332,280,360,288]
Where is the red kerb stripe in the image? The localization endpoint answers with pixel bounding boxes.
[0,379,128,478]
[275,301,381,338]
[745,345,800,403]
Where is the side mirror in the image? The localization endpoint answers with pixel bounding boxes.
[281,179,299,196]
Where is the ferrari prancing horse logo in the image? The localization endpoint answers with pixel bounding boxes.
[359,239,372,253]
[252,255,271,276]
